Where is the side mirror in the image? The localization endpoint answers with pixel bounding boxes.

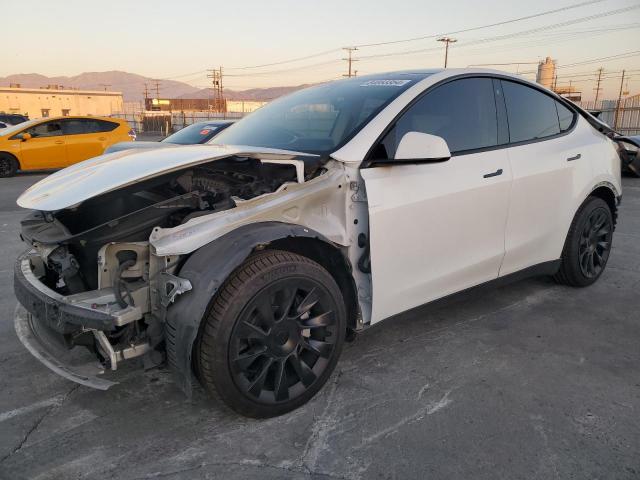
[21,132,32,141]
[394,132,451,162]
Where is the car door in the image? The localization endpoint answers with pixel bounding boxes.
[18,120,67,169]
[63,119,110,165]
[360,77,512,323]
[498,80,592,276]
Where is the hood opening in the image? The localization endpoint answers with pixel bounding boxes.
[22,156,301,292]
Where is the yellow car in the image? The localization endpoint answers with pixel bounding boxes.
[0,116,134,177]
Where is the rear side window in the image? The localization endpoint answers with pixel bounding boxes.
[556,102,575,132]
[379,77,498,156]
[85,120,119,133]
[501,80,560,143]
[62,119,88,135]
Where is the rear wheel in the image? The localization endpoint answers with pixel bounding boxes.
[554,197,613,287]
[0,153,18,178]
[196,250,346,417]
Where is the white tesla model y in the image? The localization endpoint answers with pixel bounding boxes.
[15,69,631,416]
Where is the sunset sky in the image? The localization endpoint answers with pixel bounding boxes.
[2,0,639,100]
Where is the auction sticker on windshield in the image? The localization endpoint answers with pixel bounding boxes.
[360,79,412,87]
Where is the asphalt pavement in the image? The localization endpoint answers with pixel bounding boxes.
[0,174,638,480]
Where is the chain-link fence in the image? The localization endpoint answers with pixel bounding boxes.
[110,110,247,135]
[577,95,640,136]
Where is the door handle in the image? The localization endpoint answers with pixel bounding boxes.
[483,168,503,178]
[54,140,64,145]
[98,137,107,141]
[567,153,581,161]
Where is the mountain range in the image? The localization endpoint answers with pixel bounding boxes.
[0,71,306,102]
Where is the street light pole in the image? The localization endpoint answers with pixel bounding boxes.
[437,37,457,68]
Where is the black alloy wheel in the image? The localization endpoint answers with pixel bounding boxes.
[196,250,346,417]
[230,278,338,403]
[554,196,614,287]
[0,155,17,178]
[578,207,612,279]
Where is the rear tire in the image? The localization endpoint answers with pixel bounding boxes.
[0,153,18,178]
[196,250,346,418]
[554,197,613,287]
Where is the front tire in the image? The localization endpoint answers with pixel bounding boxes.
[554,196,614,287]
[196,250,346,417]
[0,153,18,178]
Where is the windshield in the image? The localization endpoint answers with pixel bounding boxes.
[162,122,230,145]
[212,72,433,155]
[0,119,40,137]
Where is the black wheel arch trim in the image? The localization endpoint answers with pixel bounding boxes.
[164,221,353,396]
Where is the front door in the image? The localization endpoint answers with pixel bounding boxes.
[361,77,512,323]
[19,120,67,169]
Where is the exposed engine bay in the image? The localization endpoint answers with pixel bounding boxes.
[22,157,301,293]
[16,156,310,375]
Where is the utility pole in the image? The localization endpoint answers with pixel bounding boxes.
[593,67,604,107]
[152,79,162,100]
[142,83,150,111]
[342,47,358,78]
[614,69,626,130]
[98,83,111,91]
[437,37,457,68]
[207,67,225,113]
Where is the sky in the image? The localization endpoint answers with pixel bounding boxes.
[1,0,640,100]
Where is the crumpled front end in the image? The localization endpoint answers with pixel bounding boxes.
[13,148,320,389]
[13,246,168,389]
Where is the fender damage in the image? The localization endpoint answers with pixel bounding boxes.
[13,145,368,390]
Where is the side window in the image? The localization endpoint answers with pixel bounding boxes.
[62,119,88,135]
[92,120,119,132]
[556,101,575,132]
[27,121,62,137]
[501,80,560,143]
[378,78,498,157]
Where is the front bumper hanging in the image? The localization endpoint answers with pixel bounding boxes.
[14,305,116,390]
[13,251,152,389]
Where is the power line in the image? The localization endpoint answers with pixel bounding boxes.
[356,6,640,63]
[354,0,604,48]
[213,0,604,73]
[226,48,342,70]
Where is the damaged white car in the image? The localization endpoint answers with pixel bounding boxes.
[14,69,632,417]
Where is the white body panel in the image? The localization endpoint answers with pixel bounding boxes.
[500,117,621,276]
[362,150,512,324]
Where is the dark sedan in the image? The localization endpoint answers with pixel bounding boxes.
[105,120,234,154]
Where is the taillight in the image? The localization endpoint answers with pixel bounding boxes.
[128,128,137,141]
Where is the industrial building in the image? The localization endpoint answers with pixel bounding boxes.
[0,85,123,119]
[145,97,266,113]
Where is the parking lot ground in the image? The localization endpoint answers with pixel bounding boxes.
[0,174,639,480]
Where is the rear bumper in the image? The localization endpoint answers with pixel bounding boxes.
[14,304,116,390]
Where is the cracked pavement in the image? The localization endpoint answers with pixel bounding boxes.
[0,174,639,479]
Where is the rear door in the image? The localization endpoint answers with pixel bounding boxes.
[63,119,118,165]
[498,80,593,276]
[18,120,67,169]
[361,77,512,323]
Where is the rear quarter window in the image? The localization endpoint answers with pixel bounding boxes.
[556,102,576,132]
[501,80,561,143]
[87,120,119,133]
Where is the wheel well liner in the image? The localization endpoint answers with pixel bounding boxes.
[164,221,357,396]
[589,184,618,228]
